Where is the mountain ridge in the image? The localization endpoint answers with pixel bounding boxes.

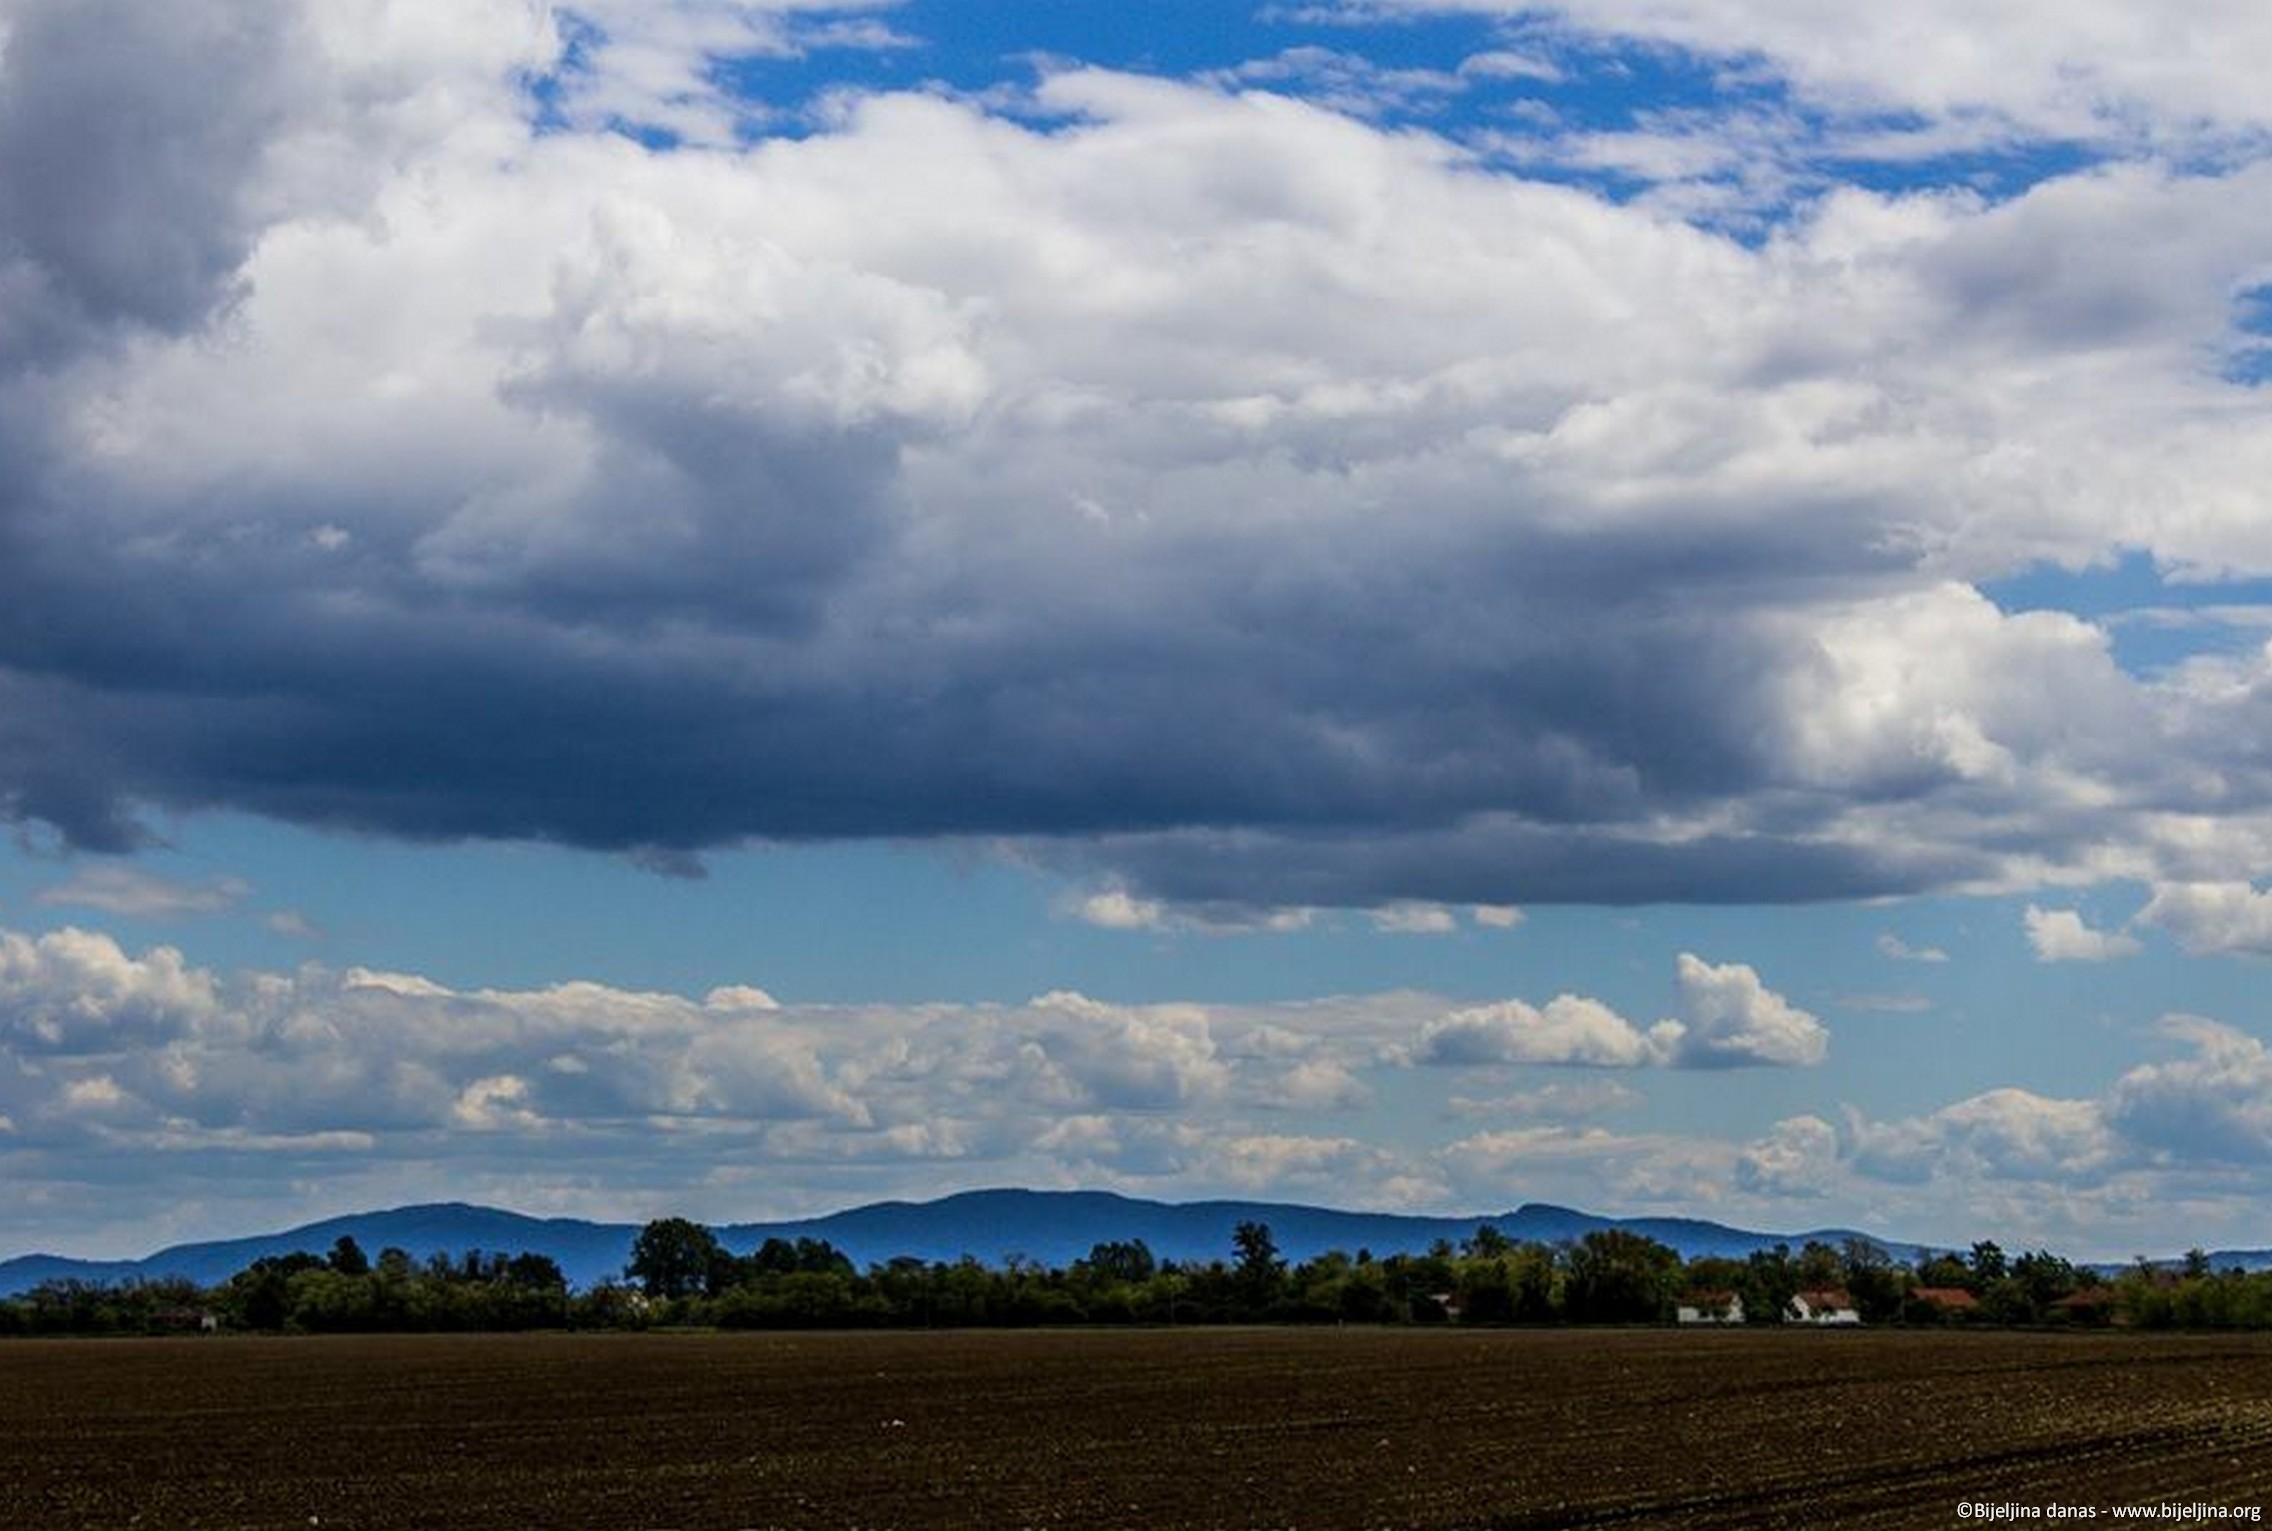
[16,1189,2258,1296]
[0,1188,1945,1295]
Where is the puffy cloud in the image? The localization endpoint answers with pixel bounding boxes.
[1418,995,1675,1068]
[2137,882,2272,957]
[539,0,913,147]
[1069,889,1173,933]
[1663,954,1827,1069]
[2023,905,2142,962]
[0,927,220,1053]
[2104,1017,2272,1164]
[1320,0,2272,144]
[1413,953,1821,1070]
[14,912,2272,1254]
[1435,1124,1734,1208]
[0,0,295,338]
[1848,1088,2121,1185]
[1735,1114,1839,1198]
[1876,934,1947,964]
[1027,991,1230,1110]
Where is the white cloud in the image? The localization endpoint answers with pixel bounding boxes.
[0,927,220,1053]
[37,866,250,918]
[2138,882,2272,957]
[2023,905,2142,962]
[12,915,2272,1256]
[1071,888,1173,932]
[1370,901,1459,934]
[1876,933,1948,964]
[1418,995,1676,1068]
[1064,887,1317,936]
[1664,953,1827,1069]
[1336,0,2272,145]
[1435,1124,1735,1209]
[1735,1114,1839,1197]
[703,984,782,1012]
[1448,1080,1643,1119]
[2105,1016,2272,1164]
[1027,991,1231,1111]
[540,1,912,147]
[263,910,324,942]
[1413,953,1822,1070]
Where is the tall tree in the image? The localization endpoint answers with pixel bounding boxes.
[626,1217,725,1300]
[1563,1230,1681,1324]
[328,1235,370,1277]
[1233,1221,1285,1311]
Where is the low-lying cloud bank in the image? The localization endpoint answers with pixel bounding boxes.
[2,924,2267,1260]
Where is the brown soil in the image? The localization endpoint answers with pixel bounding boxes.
[4,1328,2269,1529]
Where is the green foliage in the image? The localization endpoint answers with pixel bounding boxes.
[626,1217,727,1300]
[14,1214,2272,1338]
[1232,1221,1285,1311]
[329,1235,370,1277]
[1563,1231,1682,1324]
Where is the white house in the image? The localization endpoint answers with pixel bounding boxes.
[1676,1290,1744,1324]
[1789,1288,1862,1325]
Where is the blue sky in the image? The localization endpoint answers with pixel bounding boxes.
[5,0,2272,1262]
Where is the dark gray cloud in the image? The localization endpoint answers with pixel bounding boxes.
[4,2,2272,914]
[0,0,295,341]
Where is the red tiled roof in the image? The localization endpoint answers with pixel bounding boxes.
[1909,1286,1980,1309]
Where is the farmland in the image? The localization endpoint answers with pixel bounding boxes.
[3,1329,2269,1529]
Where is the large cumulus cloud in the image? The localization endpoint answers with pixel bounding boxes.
[4,0,2272,913]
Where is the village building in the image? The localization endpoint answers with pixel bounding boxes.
[1675,1290,1744,1324]
[1906,1286,1981,1319]
[1789,1288,1861,1325]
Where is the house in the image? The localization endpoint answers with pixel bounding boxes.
[1676,1290,1744,1324]
[1789,1288,1861,1325]
[2048,1289,2116,1326]
[1907,1286,1980,1319]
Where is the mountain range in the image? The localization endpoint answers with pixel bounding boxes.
[9,1189,2267,1297]
[2,1189,1931,1296]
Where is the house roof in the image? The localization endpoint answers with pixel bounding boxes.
[1909,1286,1980,1309]
[1795,1288,1855,1310]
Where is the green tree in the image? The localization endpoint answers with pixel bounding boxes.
[1744,1244,1798,1325]
[626,1217,726,1300]
[1080,1239,1158,1285]
[1232,1221,1286,1313]
[1507,1242,1560,1323]
[1466,1223,1512,1258]
[328,1235,371,1277]
[1915,1250,1971,1289]
[1563,1230,1681,1324]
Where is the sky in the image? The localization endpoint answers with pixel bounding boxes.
[3,0,2272,1264]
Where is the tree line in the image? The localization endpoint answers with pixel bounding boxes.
[4,1217,2267,1336]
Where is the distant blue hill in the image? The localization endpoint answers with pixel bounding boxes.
[2,1188,1940,1296]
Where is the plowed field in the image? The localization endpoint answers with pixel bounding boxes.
[4,1328,2269,1529]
